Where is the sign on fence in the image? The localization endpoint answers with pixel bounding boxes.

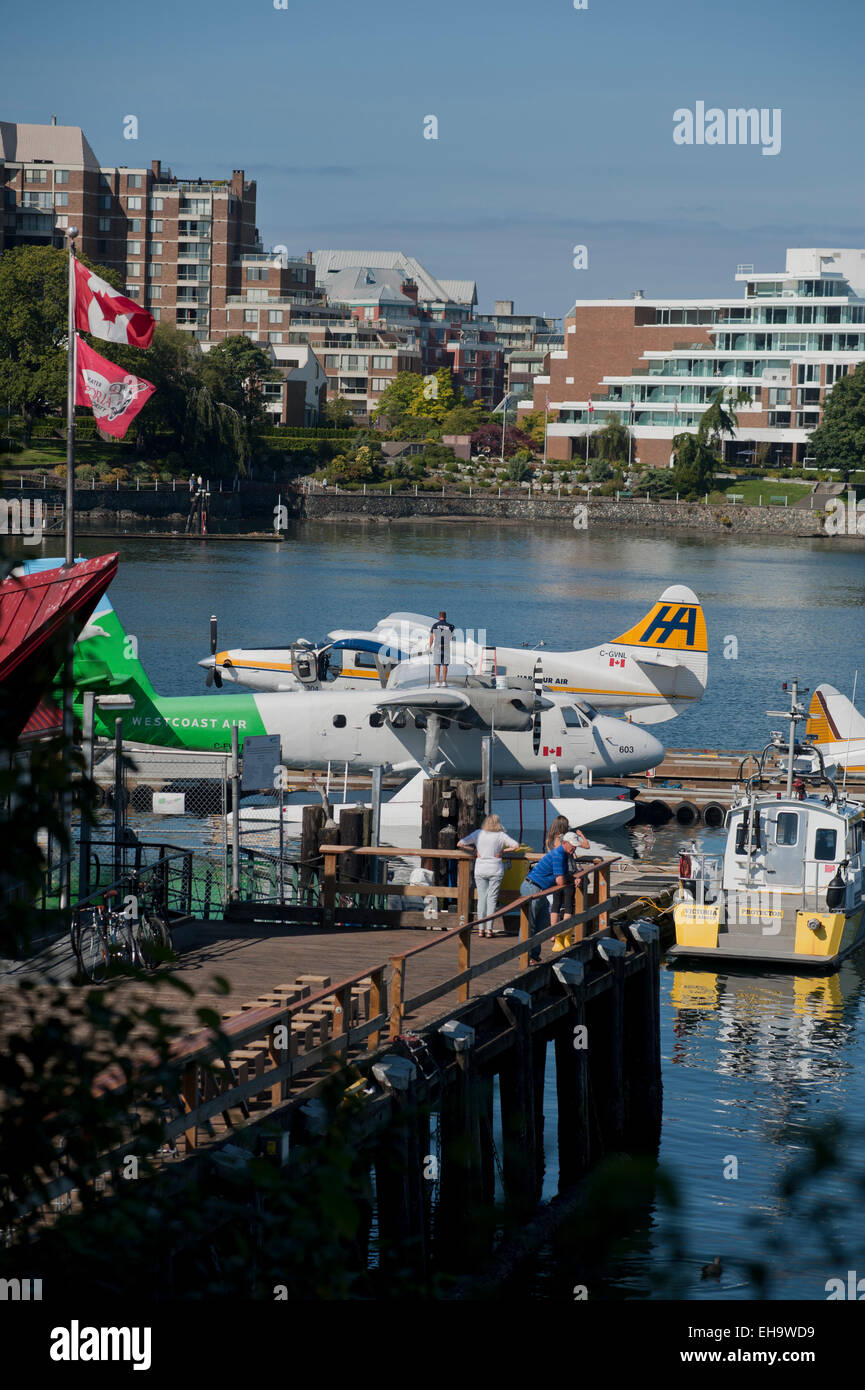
[152,791,186,815]
[242,734,282,792]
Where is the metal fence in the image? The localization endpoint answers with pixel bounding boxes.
[93,743,230,918]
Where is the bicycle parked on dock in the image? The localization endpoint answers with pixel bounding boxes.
[72,880,170,982]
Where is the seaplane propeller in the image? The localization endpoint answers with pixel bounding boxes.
[206,615,222,688]
[532,657,544,755]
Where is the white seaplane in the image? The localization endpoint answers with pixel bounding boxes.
[199,584,708,726]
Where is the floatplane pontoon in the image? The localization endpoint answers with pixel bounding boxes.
[669,679,864,970]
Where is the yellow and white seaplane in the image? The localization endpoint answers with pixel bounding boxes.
[199,585,708,726]
[669,680,864,970]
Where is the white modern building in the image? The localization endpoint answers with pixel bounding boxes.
[523,249,865,468]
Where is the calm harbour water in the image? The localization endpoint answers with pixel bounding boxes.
[61,521,865,1299]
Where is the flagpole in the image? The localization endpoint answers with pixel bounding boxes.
[543,398,548,469]
[62,226,79,915]
[500,393,508,464]
[65,229,78,567]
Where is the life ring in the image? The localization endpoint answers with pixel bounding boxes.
[679,852,692,880]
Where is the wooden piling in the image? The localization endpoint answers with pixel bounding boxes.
[497,989,538,1222]
[299,804,325,900]
[436,1027,488,1269]
[552,961,591,1189]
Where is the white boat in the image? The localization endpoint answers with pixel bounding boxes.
[668,682,865,969]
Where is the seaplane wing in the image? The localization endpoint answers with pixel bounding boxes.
[375,682,553,732]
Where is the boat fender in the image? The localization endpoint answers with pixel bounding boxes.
[678,852,692,881]
[826,862,848,912]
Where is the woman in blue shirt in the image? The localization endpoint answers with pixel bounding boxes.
[519,835,570,964]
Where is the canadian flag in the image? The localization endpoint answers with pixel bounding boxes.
[74,258,155,348]
[609,656,625,668]
[75,335,155,439]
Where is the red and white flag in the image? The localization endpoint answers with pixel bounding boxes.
[588,394,594,413]
[73,258,155,348]
[75,335,155,439]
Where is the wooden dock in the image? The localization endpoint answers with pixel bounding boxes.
[5,849,665,1285]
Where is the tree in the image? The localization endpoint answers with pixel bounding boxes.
[519,409,557,448]
[0,244,120,444]
[321,394,356,428]
[371,373,425,428]
[470,422,535,459]
[441,400,487,435]
[699,386,749,457]
[670,432,718,497]
[109,324,200,454]
[595,416,630,463]
[409,367,457,422]
[808,362,865,484]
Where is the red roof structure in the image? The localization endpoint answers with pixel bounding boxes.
[0,552,119,741]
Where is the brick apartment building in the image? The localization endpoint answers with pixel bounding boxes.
[312,251,510,411]
[523,249,865,470]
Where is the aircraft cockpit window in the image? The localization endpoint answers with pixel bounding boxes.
[332,714,346,728]
[369,712,384,728]
[574,700,598,722]
[354,651,377,670]
[561,706,587,729]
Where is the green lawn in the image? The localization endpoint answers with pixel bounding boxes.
[713,479,814,507]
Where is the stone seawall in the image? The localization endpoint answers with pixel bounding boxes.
[301,491,828,536]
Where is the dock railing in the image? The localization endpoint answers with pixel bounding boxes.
[12,850,622,1213]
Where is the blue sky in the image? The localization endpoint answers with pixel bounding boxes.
[5,0,864,315]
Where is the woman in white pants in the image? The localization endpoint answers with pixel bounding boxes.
[458,814,520,937]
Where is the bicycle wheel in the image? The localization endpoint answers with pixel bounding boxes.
[134,910,170,970]
[75,912,108,984]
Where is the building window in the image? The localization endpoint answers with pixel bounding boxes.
[247,267,269,281]
[25,167,48,183]
[150,241,162,255]
[148,264,162,279]
[268,310,283,324]
[55,191,69,207]
[149,219,162,233]
[150,197,163,211]
[372,355,392,369]
[55,214,68,228]
[97,239,108,256]
[125,284,141,298]
[269,332,283,343]
[127,196,142,210]
[371,378,390,391]
[127,264,141,277]
[245,331,258,341]
[129,218,141,233]
[127,173,143,188]
[54,169,69,184]
[127,240,142,256]
[98,194,112,209]
[151,308,161,321]
[244,310,258,323]
[98,216,111,231]
[147,285,163,300]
